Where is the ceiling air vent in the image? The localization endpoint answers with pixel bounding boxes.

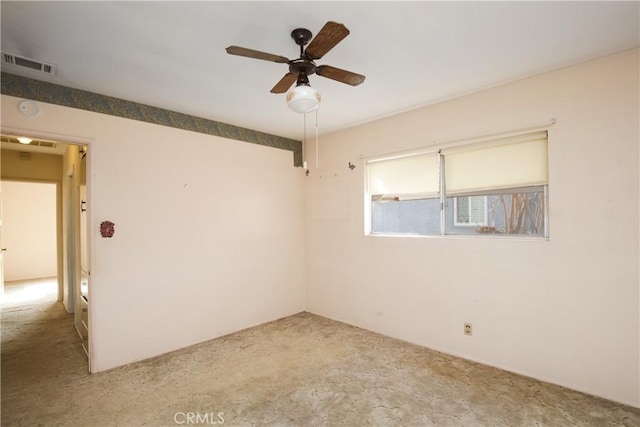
[2,52,56,76]
[0,135,57,149]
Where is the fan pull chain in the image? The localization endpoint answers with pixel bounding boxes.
[303,112,308,173]
[315,108,319,169]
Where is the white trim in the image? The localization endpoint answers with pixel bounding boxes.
[367,232,549,242]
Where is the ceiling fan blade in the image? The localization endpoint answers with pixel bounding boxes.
[226,46,290,64]
[271,73,297,93]
[316,65,366,86]
[304,21,350,60]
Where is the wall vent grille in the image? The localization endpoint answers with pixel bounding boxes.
[1,52,56,76]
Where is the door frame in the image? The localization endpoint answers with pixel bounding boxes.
[1,125,94,372]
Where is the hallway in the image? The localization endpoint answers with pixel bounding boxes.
[2,278,87,423]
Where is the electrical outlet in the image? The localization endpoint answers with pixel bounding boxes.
[464,323,473,336]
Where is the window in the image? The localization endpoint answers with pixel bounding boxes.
[367,131,548,237]
[368,152,441,235]
[454,196,487,227]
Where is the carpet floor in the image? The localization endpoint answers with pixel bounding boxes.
[2,279,639,426]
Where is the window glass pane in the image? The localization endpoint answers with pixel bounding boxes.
[446,187,545,236]
[372,198,440,235]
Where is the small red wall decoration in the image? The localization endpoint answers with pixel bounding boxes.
[100,221,115,238]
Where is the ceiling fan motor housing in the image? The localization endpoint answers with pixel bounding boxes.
[289,59,316,82]
[290,27,317,84]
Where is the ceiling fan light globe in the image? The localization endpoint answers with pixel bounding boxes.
[287,85,321,114]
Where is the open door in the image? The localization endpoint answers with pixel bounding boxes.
[77,173,89,357]
[66,145,89,359]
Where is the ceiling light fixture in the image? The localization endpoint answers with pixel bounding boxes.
[286,71,320,114]
[287,84,320,114]
[17,137,32,144]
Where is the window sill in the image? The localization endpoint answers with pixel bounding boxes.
[366,233,549,242]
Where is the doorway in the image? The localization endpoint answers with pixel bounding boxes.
[1,135,90,368]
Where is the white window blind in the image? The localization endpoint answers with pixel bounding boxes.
[368,152,440,198]
[442,131,548,195]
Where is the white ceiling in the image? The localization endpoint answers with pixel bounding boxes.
[1,1,638,141]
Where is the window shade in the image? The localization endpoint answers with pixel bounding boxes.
[442,131,548,195]
[368,152,440,198]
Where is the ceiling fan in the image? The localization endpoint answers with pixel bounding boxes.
[226,21,365,113]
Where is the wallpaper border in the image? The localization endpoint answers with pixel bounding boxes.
[1,72,302,167]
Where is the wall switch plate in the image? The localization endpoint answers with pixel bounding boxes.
[464,323,473,336]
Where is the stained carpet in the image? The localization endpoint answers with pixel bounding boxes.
[2,280,639,426]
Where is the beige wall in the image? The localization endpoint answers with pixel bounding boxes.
[1,149,63,181]
[2,149,64,298]
[1,96,306,372]
[1,181,57,281]
[305,49,639,407]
